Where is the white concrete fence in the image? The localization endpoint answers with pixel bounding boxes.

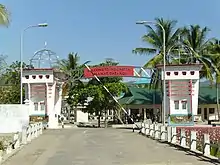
[135,122,219,159]
[0,122,43,163]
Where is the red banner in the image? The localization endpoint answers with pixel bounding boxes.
[84,66,134,78]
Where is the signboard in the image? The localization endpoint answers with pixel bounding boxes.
[84,66,134,78]
[168,114,194,126]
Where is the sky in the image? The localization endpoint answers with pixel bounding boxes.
[1,0,220,67]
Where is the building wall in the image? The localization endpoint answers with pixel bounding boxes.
[123,103,219,122]
[75,109,89,123]
[22,69,54,84]
[197,104,219,121]
[167,79,199,116]
[0,104,29,133]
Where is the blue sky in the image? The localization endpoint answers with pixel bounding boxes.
[1,0,220,67]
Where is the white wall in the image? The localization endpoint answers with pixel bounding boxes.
[0,104,29,133]
[168,79,199,116]
[29,102,46,116]
[22,69,54,84]
[161,64,202,80]
[198,104,219,120]
[76,110,88,123]
[159,64,202,118]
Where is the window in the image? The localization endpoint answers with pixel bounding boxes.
[34,103,38,111]
[40,103,45,111]
[198,108,201,114]
[174,100,179,110]
[209,108,215,114]
[182,101,187,110]
[108,110,112,116]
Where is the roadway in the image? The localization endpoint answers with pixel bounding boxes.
[3,128,217,165]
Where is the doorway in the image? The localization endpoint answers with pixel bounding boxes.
[204,108,208,120]
[146,109,153,120]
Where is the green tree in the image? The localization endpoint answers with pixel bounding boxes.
[0,61,27,103]
[56,52,82,97]
[206,39,220,120]
[133,18,181,88]
[69,60,127,127]
[0,4,10,26]
[56,52,87,120]
[181,25,214,81]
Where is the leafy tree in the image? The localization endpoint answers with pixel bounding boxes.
[56,52,83,97]
[56,52,87,120]
[181,25,214,81]
[0,4,10,26]
[69,59,127,127]
[206,39,220,120]
[133,18,216,89]
[56,52,80,72]
[0,61,27,103]
[133,18,181,88]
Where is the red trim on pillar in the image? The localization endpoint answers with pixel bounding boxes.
[169,94,194,96]
[189,80,193,114]
[170,81,189,84]
[168,80,171,115]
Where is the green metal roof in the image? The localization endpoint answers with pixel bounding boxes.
[118,85,220,105]
[199,86,219,104]
[118,87,161,105]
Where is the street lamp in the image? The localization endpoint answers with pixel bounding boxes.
[136,20,166,125]
[20,23,48,104]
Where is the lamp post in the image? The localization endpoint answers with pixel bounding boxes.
[20,23,48,104]
[136,20,166,125]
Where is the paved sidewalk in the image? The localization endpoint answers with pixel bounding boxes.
[3,128,218,165]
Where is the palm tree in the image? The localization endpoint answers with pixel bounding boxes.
[56,52,81,96]
[133,18,181,88]
[0,4,10,26]
[56,52,85,121]
[181,26,220,120]
[57,52,80,72]
[206,39,220,120]
[180,25,214,81]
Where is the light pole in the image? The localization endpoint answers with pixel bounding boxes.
[136,20,166,125]
[20,23,48,104]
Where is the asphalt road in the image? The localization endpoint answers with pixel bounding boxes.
[3,128,217,165]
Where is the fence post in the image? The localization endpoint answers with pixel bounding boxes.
[141,122,145,134]
[150,124,154,137]
[143,123,146,135]
[21,126,27,144]
[167,126,172,142]
[154,124,159,139]
[37,123,40,137]
[145,123,150,136]
[171,127,176,144]
[27,126,31,142]
[180,129,186,147]
[34,123,38,138]
[203,133,210,156]
[39,122,43,135]
[30,124,35,140]
[13,133,20,149]
[160,125,166,141]
[6,146,12,154]
[190,131,197,151]
[158,125,162,140]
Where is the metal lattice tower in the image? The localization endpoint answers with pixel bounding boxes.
[30,42,59,68]
[0,54,7,75]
